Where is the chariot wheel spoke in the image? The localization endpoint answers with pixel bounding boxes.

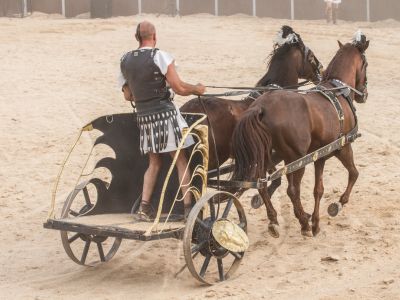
[191,240,207,254]
[209,200,216,221]
[83,187,91,206]
[97,242,105,262]
[217,258,224,281]
[195,217,209,230]
[183,191,247,285]
[68,233,80,244]
[199,254,211,278]
[222,199,233,219]
[81,240,91,264]
[230,251,243,260]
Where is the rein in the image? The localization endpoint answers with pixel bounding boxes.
[205,80,312,92]
[202,81,365,99]
[197,96,220,190]
[202,80,313,97]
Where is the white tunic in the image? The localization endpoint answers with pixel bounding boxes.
[118,47,194,154]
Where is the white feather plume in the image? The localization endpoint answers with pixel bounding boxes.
[274,30,299,47]
[352,29,364,44]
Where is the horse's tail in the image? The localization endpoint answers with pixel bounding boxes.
[232,107,272,181]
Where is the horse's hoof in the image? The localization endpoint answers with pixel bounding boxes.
[312,227,320,236]
[301,229,313,237]
[328,202,342,217]
[251,194,263,209]
[268,223,280,238]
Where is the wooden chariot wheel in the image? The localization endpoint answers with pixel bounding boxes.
[60,180,122,266]
[183,191,247,285]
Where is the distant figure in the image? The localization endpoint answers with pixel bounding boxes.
[325,0,341,24]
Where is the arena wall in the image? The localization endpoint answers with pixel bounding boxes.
[0,0,23,17]
[180,0,214,15]
[370,0,400,21]
[294,0,326,20]
[256,0,291,19]
[141,0,176,15]
[218,0,252,16]
[66,0,90,18]
[111,0,138,16]
[1,0,400,21]
[339,0,366,22]
[31,0,61,15]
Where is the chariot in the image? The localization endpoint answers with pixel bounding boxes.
[44,112,249,285]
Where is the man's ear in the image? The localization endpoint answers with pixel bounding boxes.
[337,40,344,49]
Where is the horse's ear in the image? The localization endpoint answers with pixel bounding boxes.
[363,40,370,51]
[337,40,344,49]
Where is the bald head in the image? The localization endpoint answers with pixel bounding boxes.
[136,21,156,43]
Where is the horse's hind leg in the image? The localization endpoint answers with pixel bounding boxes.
[335,144,359,207]
[287,168,312,237]
[258,187,279,238]
[250,151,283,208]
[312,159,326,236]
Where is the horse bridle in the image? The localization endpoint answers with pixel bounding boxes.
[358,53,368,103]
[303,45,323,82]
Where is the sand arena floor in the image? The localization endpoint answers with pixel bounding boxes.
[1,13,400,299]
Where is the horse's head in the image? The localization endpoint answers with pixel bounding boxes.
[324,30,369,103]
[274,26,323,83]
[301,45,324,83]
[352,30,369,103]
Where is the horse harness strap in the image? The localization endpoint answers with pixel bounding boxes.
[198,96,221,189]
[264,80,361,184]
[316,85,345,136]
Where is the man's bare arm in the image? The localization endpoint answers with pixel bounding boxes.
[165,63,205,96]
[122,84,134,101]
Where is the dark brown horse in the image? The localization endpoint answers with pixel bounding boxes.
[232,32,369,237]
[181,26,323,238]
[181,25,323,170]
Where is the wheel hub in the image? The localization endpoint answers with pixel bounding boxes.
[78,233,107,243]
[194,217,228,258]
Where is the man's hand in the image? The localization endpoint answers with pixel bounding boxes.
[166,63,206,96]
[193,83,206,96]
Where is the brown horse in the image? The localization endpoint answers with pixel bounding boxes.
[232,31,369,237]
[181,25,323,170]
[181,26,323,238]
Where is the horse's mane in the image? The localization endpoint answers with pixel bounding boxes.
[256,26,305,87]
[323,43,357,81]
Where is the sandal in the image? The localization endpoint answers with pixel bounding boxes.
[133,202,156,222]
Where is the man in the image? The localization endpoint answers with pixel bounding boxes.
[325,0,341,24]
[119,21,205,220]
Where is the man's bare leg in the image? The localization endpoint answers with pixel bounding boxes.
[326,2,332,23]
[332,3,338,24]
[140,152,163,216]
[170,151,192,216]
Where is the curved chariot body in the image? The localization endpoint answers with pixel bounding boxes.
[44,112,248,285]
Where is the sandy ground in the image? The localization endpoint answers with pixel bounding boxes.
[1,13,400,300]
